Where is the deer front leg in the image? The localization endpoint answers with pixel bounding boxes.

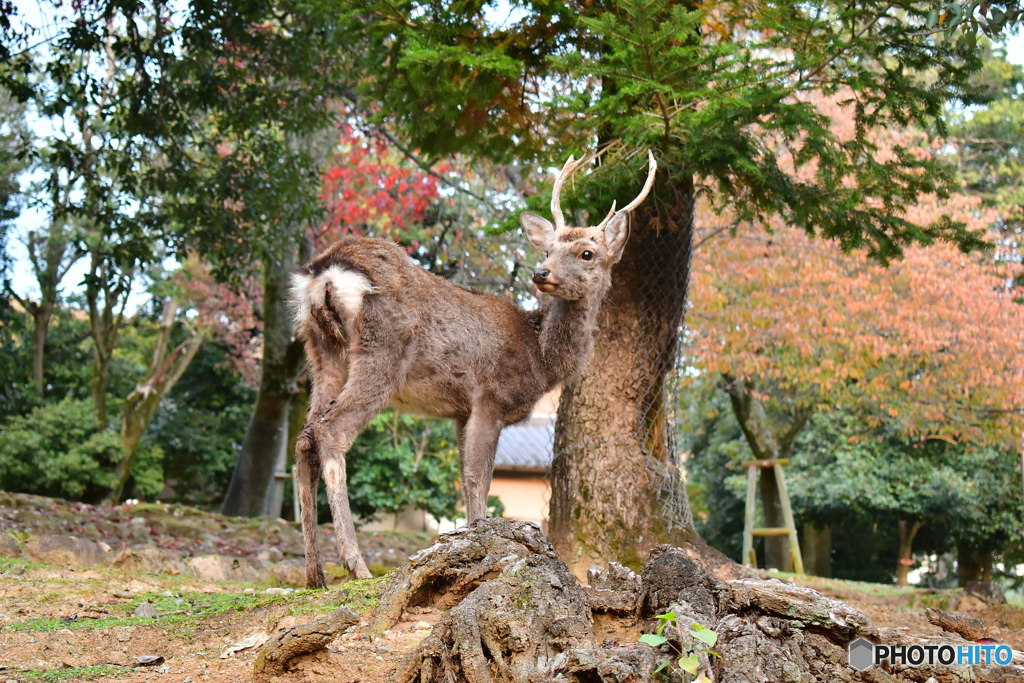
[459,408,502,523]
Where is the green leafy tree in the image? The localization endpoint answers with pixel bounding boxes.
[349,0,1015,573]
[0,397,162,503]
[685,405,1023,585]
[147,342,258,509]
[949,45,1024,228]
[0,302,93,423]
[2,0,350,513]
[344,410,462,525]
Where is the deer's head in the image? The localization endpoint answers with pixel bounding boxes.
[520,151,656,301]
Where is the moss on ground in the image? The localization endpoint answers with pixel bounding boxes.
[21,665,125,682]
[4,578,388,634]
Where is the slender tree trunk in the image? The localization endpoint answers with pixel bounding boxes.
[90,354,111,428]
[84,250,133,431]
[759,468,788,571]
[801,524,831,577]
[31,305,52,396]
[549,174,696,577]
[7,221,80,398]
[957,544,984,586]
[106,299,206,504]
[221,239,306,517]
[896,519,924,587]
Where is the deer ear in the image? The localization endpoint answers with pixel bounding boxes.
[603,212,629,262]
[520,211,555,253]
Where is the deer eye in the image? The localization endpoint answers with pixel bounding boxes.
[580,250,594,261]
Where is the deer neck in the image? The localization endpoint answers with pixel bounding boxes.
[538,292,603,388]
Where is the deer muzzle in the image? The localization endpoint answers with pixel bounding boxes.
[533,269,560,293]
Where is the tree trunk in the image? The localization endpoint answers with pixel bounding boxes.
[84,250,133,431]
[221,240,306,517]
[800,523,831,577]
[549,174,696,577]
[896,519,924,587]
[759,467,788,571]
[106,299,206,504]
[957,544,984,587]
[90,360,110,428]
[31,305,52,396]
[6,221,80,398]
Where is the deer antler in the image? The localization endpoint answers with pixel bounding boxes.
[550,154,588,232]
[597,150,657,230]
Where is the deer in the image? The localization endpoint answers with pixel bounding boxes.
[290,151,657,588]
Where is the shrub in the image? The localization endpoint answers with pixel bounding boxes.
[0,397,162,503]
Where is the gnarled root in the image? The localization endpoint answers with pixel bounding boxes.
[392,554,594,683]
[369,518,559,638]
[925,607,987,641]
[252,606,358,683]
[375,525,1024,683]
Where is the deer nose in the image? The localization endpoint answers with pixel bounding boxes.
[533,269,550,284]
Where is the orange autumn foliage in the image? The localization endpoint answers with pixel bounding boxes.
[687,194,1024,444]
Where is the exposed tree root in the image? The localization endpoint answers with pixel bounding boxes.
[924,607,987,641]
[391,554,596,683]
[374,521,1024,683]
[252,606,358,683]
[369,518,559,638]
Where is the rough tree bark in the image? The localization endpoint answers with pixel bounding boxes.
[221,238,306,517]
[549,174,697,578]
[253,605,358,683]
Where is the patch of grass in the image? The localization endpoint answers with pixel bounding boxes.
[5,588,305,633]
[0,556,47,573]
[899,591,957,611]
[284,577,388,617]
[21,664,125,682]
[770,571,921,598]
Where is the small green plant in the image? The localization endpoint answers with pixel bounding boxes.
[23,664,125,682]
[638,611,719,680]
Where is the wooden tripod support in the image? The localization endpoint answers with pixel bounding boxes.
[741,458,804,574]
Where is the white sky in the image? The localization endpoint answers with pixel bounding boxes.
[8,18,1024,301]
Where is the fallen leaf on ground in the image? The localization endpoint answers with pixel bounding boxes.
[220,632,269,658]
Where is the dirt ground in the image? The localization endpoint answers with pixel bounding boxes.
[3,554,1024,683]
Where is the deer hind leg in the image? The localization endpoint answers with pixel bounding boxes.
[296,348,349,589]
[316,349,408,579]
[295,430,326,589]
[459,407,503,523]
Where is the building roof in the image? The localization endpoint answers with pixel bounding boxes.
[494,414,554,473]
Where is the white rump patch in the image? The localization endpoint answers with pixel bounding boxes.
[289,272,314,335]
[290,266,374,336]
